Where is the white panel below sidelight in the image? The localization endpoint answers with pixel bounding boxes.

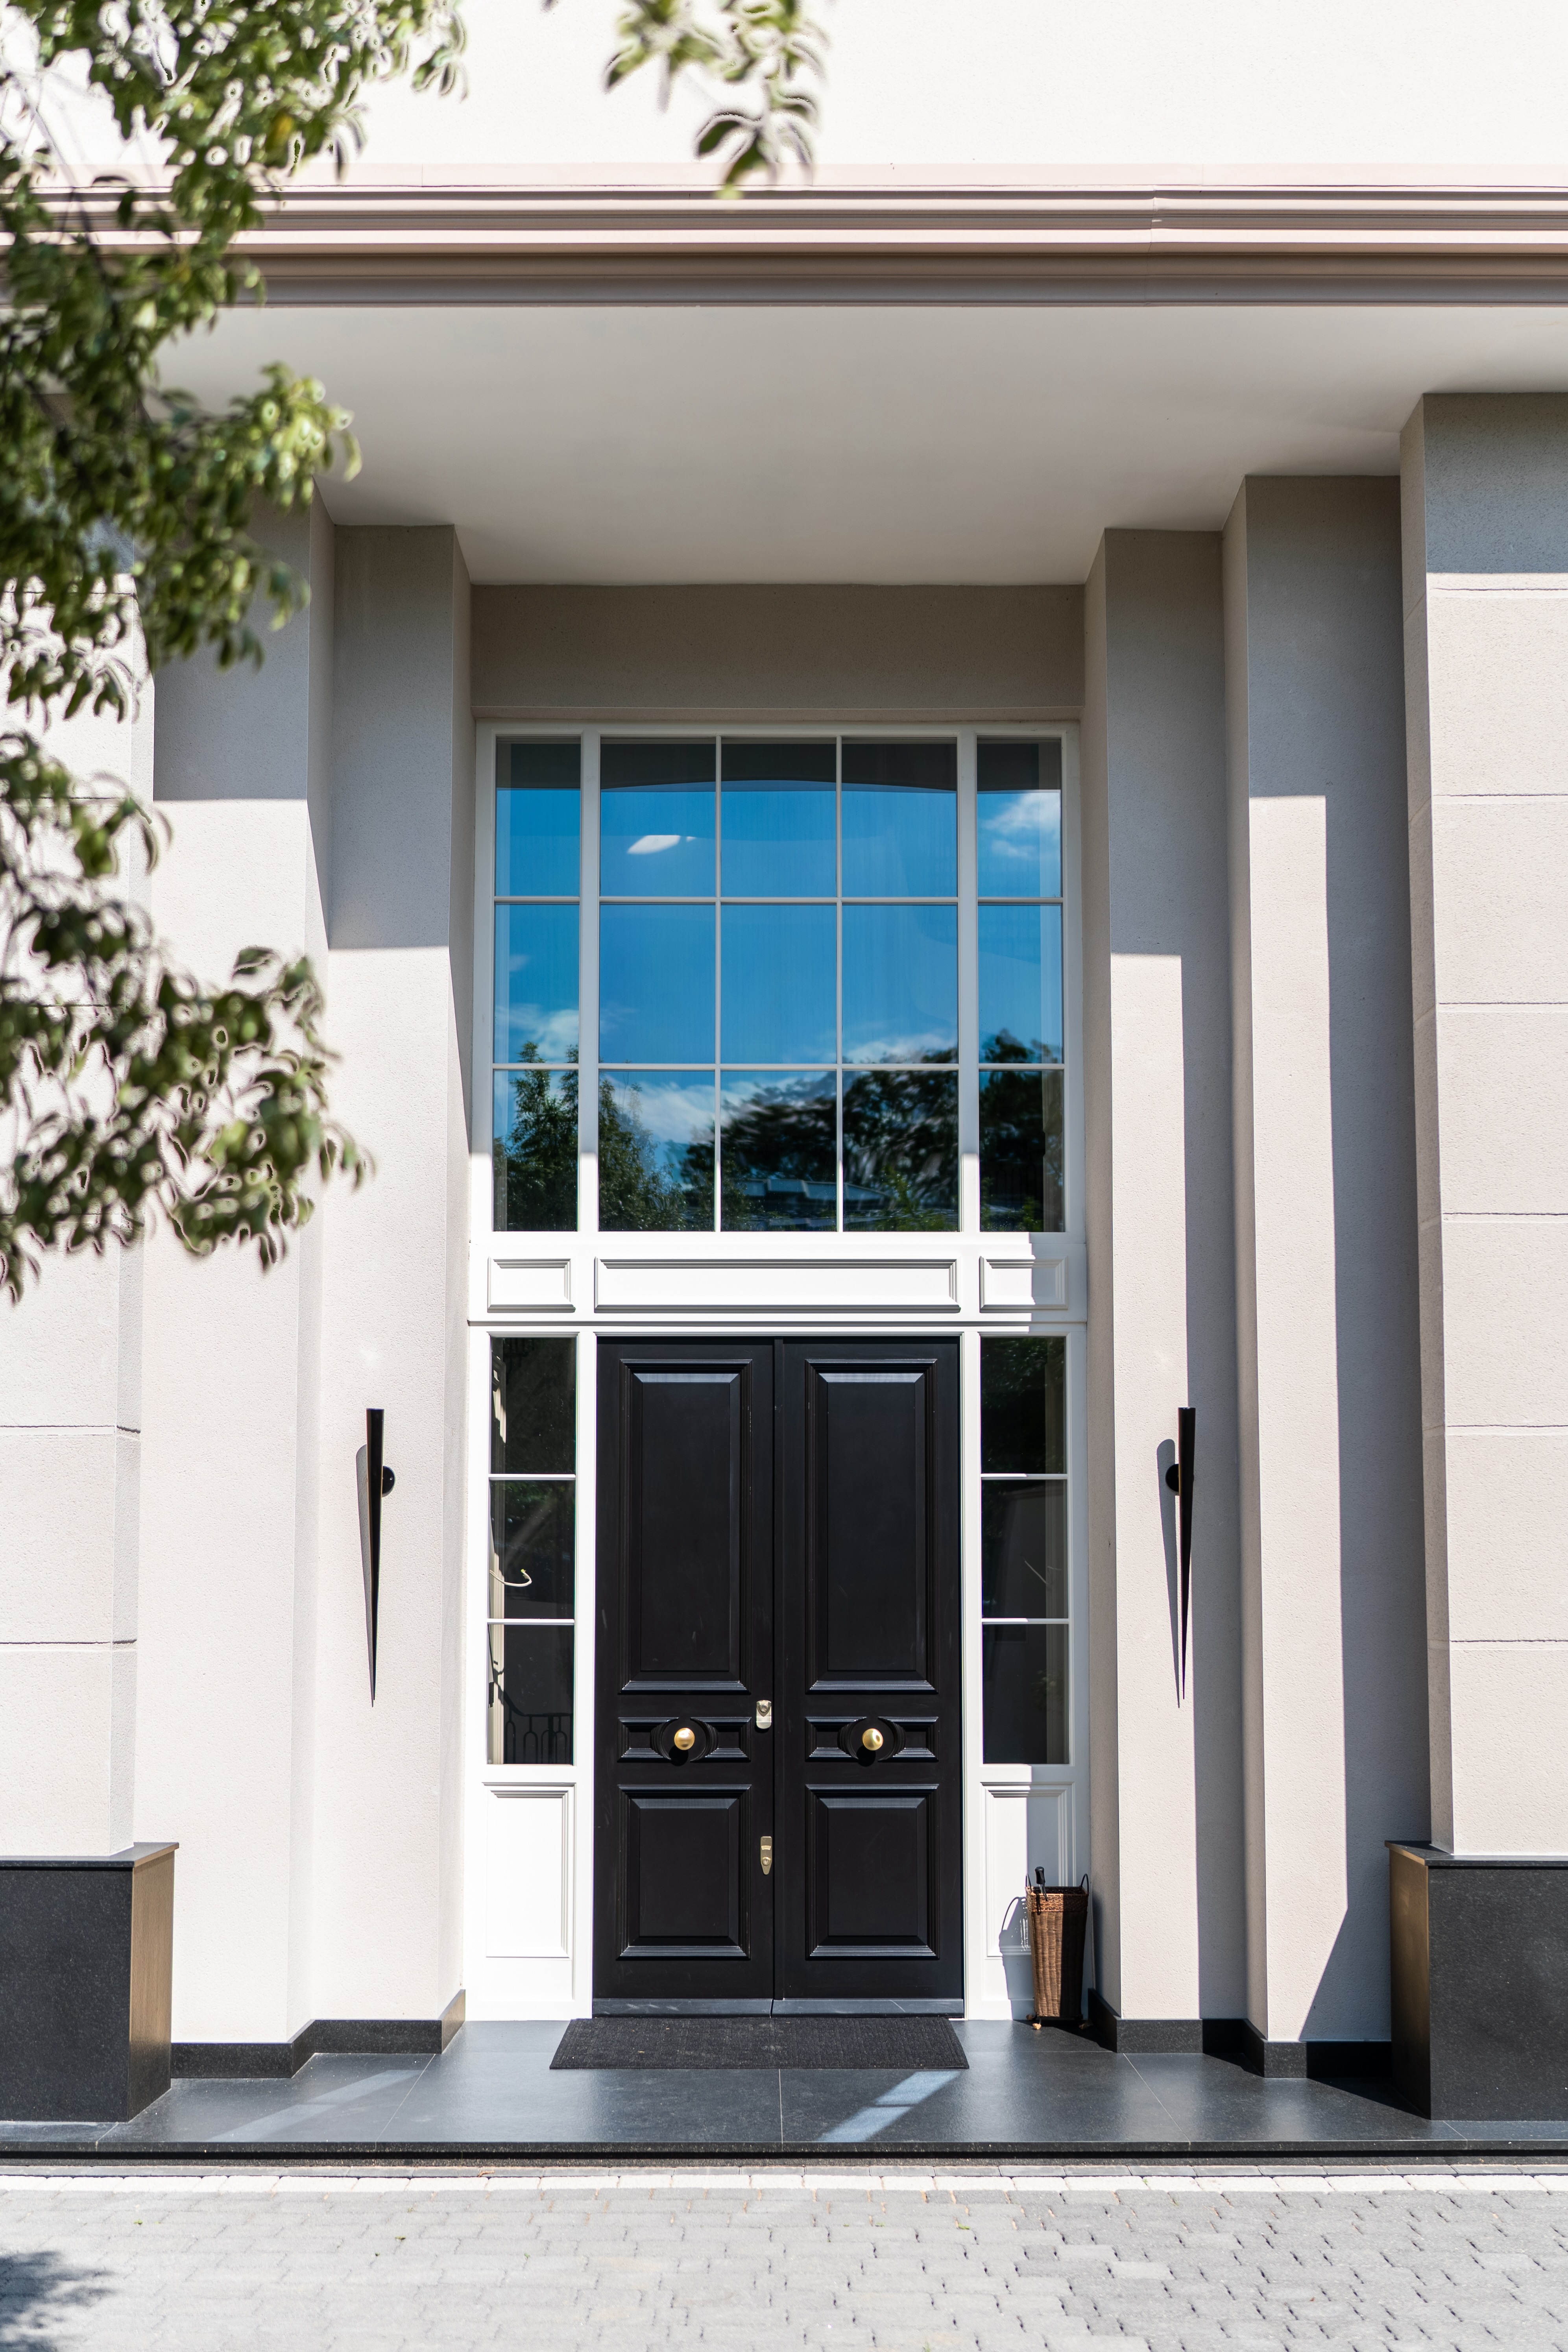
[593,1256,960,1314]
[979,1255,1069,1311]
[489,1256,573,1312]
[485,1785,572,1958]
[984,1785,1075,1958]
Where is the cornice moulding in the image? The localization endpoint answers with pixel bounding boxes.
[36,182,1568,304]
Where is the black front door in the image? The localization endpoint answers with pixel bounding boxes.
[594,1337,962,2013]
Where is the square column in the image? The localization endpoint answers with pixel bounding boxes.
[1082,531,1245,2042]
[1398,394,1568,2114]
[1224,479,1427,2070]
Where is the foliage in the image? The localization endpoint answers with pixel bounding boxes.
[0,0,823,1297]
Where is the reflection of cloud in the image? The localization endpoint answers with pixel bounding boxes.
[502,1009,578,1061]
[606,1076,714,1144]
[628,834,682,855]
[844,1032,956,1065]
[979,791,1056,863]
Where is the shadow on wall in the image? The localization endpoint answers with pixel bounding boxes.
[0,2249,110,2347]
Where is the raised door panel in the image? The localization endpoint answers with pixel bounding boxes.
[621,1365,748,1689]
[804,1365,933,1691]
[619,1791,749,1961]
[805,1789,937,1960]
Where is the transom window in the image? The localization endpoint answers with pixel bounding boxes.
[490,733,1066,1234]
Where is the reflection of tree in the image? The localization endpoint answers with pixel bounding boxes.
[495,1051,715,1231]
[495,1049,578,1231]
[979,1054,1064,1234]
[981,1335,1065,1474]
[600,1080,714,1231]
[720,1081,835,1231]
[843,1060,957,1231]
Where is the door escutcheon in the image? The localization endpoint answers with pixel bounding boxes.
[760,1836,773,1876]
[755,1700,772,1731]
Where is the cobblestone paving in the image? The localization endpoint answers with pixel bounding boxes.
[4,2168,1568,2350]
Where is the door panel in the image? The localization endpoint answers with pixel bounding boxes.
[780,1341,962,2010]
[623,1367,747,1687]
[805,1365,934,1687]
[595,1343,774,2010]
[805,1788,937,1958]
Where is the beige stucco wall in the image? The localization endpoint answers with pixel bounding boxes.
[472,585,1084,722]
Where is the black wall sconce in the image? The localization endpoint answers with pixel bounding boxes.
[1163,1405,1196,1698]
[356,1409,396,1702]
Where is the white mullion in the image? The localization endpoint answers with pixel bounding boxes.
[579,729,600,1234]
[835,734,845,1231]
[957,728,980,1232]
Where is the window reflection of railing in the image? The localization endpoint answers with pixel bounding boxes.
[488,1651,573,1766]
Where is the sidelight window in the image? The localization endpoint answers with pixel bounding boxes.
[493,743,581,1232]
[978,740,1064,1232]
[979,1335,1068,1763]
[488,1337,575,1763]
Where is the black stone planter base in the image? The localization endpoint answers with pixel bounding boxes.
[0,1845,176,2123]
[1390,1842,1568,2119]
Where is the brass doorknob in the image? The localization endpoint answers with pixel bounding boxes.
[861,1726,885,1753]
[674,1726,696,1752]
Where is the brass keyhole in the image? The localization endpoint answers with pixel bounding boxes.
[862,1726,885,1753]
[674,1726,696,1752]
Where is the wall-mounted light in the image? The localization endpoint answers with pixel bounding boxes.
[1163,1405,1196,1699]
[355,1409,396,1702]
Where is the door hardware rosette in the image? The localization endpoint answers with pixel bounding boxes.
[838,1715,905,1763]
[652,1716,718,1763]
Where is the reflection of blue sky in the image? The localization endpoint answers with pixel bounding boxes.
[600,904,715,1062]
[979,904,1063,1063]
[843,787,956,896]
[602,789,715,895]
[602,1072,715,1149]
[494,904,579,1062]
[978,787,1062,898]
[722,787,836,896]
[497,785,580,898]
[721,904,835,1063]
[842,903,957,1063]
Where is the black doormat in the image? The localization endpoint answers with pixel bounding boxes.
[550,2016,968,2073]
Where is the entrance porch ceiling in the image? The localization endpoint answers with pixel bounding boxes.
[172,299,1568,584]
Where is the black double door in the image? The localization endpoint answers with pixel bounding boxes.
[593,1337,962,2013]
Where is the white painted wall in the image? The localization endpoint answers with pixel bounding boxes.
[1403,396,1568,1857]
[338,0,1568,190]
[1082,532,1246,2026]
[0,689,152,1858]
[1225,479,1427,2047]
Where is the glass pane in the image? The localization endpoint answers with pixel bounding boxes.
[981,1482,1067,1619]
[982,1335,1066,1475]
[720,1071,837,1232]
[721,741,836,897]
[982,1625,1067,1764]
[842,741,957,896]
[491,1337,575,1474]
[979,903,1063,1065]
[721,903,836,1065]
[842,1068,958,1231]
[487,1625,573,1765]
[980,1066,1064,1234]
[489,1482,574,1619]
[842,904,957,1064]
[494,904,578,1064]
[601,740,715,896]
[977,740,1062,898]
[492,1064,577,1233]
[599,904,715,1064]
[498,741,580,898]
[598,1073,715,1231]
